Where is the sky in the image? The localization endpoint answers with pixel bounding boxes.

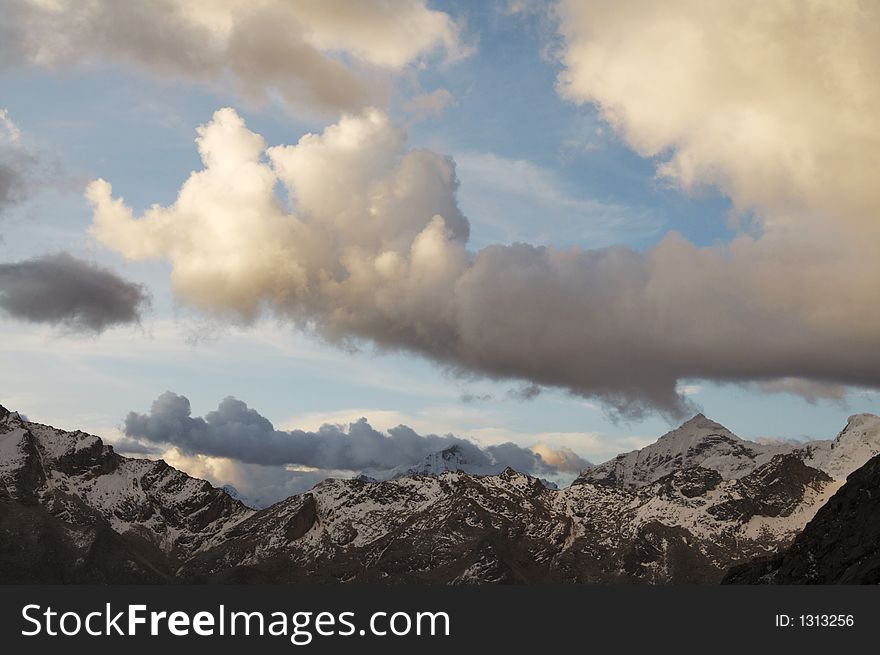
[2,0,879,505]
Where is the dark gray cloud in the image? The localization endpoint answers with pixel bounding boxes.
[123,391,583,476]
[459,391,493,404]
[109,435,166,456]
[0,252,149,332]
[507,383,542,401]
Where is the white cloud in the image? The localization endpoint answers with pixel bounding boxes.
[1,0,466,114]
[87,107,880,418]
[555,0,880,232]
[0,109,21,142]
[676,383,702,397]
[157,447,334,507]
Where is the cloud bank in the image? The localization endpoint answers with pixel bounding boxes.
[122,392,585,483]
[0,252,149,332]
[1,0,465,114]
[89,91,880,418]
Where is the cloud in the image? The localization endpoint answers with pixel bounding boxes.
[1,0,465,115]
[0,252,149,332]
[0,108,40,218]
[155,447,331,508]
[88,105,880,419]
[508,383,542,401]
[530,444,589,473]
[150,438,589,507]
[404,88,455,120]
[122,392,579,482]
[756,378,847,405]
[460,392,493,404]
[110,435,166,457]
[555,0,880,231]
[0,109,21,142]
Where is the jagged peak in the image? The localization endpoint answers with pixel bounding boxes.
[656,413,738,442]
[439,444,467,458]
[674,412,730,432]
[0,405,25,427]
[845,413,880,428]
[830,413,880,444]
[497,466,537,483]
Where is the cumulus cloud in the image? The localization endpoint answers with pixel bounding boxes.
[156,447,332,508]
[530,444,589,473]
[122,392,579,482]
[555,0,880,230]
[88,97,880,419]
[0,252,149,332]
[1,0,465,114]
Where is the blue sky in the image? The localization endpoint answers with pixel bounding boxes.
[2,1,878,500]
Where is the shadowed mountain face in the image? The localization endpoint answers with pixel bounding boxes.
[1,404,878,584]
[0,405,250,582]
[724,452,880,584]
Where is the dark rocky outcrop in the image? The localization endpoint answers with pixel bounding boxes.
[724,453,880,584]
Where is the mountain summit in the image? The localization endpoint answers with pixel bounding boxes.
[575,413,783,488]
[574,412,880,490]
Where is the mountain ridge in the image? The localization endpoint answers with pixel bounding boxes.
[3,403,880,583]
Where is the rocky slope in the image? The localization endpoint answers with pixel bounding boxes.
[0,405,252,582]
[182,452,833,583]
[723,452,880,584]
[2,403,878,584]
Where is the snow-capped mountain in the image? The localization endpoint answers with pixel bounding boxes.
[220,484,258,509]
[396,444,479,477]
[382,444,559,489]
[184,452,834,584]
[0,405,252,582]
[575,412,880,488]
[2,403,879,584]
[575,414,792,487]
[795,413,880,480]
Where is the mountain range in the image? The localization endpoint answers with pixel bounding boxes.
[2,403,879,583]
